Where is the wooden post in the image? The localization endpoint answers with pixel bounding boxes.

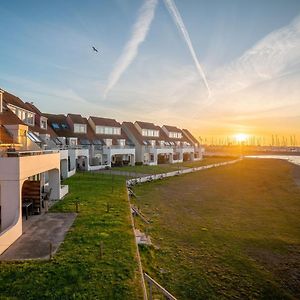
[49,242,53,260]
[149,281,153,300]
[76,201,79,213]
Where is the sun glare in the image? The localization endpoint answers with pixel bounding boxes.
[235,133,248,143]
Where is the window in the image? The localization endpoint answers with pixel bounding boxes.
[40,117,47,130]
[169,132,182,139]
[141,129,159,137]
[80,139,90,145]
[149,140,156,147]
[74,123,87,133]
[53,137,62,145]
[68,138,77,146]
[52,123,60,129]
[25,112,34,126]
[96,126,121,135]
[61,123,68,129]
[93,139,102,145]
[27,131,42,143]
[118,139,125,147]
[104,139,112,147]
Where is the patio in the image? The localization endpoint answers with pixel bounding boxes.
[0,212,76,260]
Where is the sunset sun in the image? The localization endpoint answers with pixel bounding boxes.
[235,133,248,143]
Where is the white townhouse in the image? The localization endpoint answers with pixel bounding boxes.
[88,116,135,167]
[0,89,67,255]
[122,121,202,165]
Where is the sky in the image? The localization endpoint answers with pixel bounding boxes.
[0,0,300,142]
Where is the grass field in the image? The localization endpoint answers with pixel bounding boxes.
[113,157,236,174]
[132,159,300,299]
[0,173,142,300]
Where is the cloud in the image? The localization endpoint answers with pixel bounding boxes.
[103,0,158,98]
[211,14,300,96]
[163,0,211,97]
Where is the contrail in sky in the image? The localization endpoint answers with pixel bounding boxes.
[103,0,158,98]
[164,0,211,97]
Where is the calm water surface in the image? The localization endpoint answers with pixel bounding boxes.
[246,155,300,166]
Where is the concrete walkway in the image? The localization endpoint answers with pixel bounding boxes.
[0,213,76,261]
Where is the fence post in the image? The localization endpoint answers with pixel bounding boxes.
[149,281,153,300]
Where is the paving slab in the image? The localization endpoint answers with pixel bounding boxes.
[0,213,77,261]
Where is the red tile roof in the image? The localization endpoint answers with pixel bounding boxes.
[0,105,25,126]
[135,121,160,130]
[163,125,182,133]
[89,116,121,127]
[182,129,199,145]
[25,102,43,115]
[123,122,172,145]
[67,113,86,124]
[0,125,14,144]
[1,89,33,112]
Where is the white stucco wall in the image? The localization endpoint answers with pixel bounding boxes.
[0,152,61,255]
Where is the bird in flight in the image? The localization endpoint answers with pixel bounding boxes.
[92,46,99,53]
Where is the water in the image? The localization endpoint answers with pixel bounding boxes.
[246,155,300,166]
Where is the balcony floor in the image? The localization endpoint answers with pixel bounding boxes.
[0,212,76,261]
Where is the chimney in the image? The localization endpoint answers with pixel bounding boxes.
[0,89,4,113]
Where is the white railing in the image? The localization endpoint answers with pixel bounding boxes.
[144,273,177,300]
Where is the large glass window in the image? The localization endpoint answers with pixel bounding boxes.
[141,129,159,137]
[96,126,121,135]
[169,132,182,139]
[74,123,87,133]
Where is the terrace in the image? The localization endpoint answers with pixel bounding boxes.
[0,149,67,254]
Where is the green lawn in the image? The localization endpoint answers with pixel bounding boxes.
[132,159,300,299]
[0,173,143,300]
[113,157,236,174]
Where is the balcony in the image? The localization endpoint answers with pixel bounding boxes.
[5,149,59,157]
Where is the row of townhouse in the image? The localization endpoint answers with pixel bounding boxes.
[0,88,203,254]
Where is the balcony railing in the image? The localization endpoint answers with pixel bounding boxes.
[6,149,59,157]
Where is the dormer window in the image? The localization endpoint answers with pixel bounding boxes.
[142,129,159,137]
[40,117,47,130]
[169,132,182,139]
[74,123,87,133]
[96,126,121,135]
[7,104,35,126]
